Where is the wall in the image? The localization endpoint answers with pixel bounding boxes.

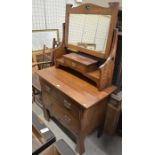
[82,0,122,9]
[32,0,66,50]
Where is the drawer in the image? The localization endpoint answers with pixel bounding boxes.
[41,80,81,120]
[64,58,86,73]
[42,90,53,109]
[50,103,80,134]
[40,79,55,93]
[52,91,81,120]
[50,93,81,120]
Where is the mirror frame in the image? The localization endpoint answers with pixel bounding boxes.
[65,3,119,59]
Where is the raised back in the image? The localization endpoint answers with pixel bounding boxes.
[65,3,119,58]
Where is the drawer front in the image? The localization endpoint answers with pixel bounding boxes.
[41,79,55,93]
[52,91,81,119]
[42,90,53,109]
[41,80,81,120]
[51,103,80,134]
[64,58,86,73]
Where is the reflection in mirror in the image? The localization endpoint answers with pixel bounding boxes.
[32,30,59,51]
[68,14,111,53]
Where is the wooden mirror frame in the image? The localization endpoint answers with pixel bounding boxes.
[65,3,119,59]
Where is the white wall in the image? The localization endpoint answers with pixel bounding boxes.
[32,0,67,50]
[82,0,122,9]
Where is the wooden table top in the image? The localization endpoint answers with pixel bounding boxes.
[37,67,116,109]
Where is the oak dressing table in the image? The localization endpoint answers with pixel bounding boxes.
[37,2,119,154]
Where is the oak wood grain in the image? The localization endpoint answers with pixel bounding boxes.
[37,66,116,109]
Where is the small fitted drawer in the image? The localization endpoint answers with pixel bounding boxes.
[64,58,86,73]
[51,103,80,134]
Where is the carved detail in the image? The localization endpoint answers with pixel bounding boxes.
[85,5,91,10]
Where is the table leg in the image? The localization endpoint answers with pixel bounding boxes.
[97,126,104,138]
[76,132,86,155]
[32,87,35,103]
[43,107,50,121]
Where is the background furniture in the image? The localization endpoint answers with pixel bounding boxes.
[32,111,56,155]
[32,45,53,107]
[113,9,122,90]
[32,29,60,51]
[40,139,76,155]
[32,45,54,74]
[32,40,58,106]
[103,91,122,135]
[32,29,60,73]
[32,112,75,155]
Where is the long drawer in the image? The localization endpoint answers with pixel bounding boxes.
[50,102,80,134]
[41,79,81,120]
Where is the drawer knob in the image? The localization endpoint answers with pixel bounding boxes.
[64,100,71,110]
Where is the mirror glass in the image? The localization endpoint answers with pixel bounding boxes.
[32,30,59,51]
[68,14,111,53]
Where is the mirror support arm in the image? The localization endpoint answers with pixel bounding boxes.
[98,28,118,90]
[52,22,67,65]
[52,45,66,65]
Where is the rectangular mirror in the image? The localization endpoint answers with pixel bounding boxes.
[68,14,111,53]
[32,29,59,51]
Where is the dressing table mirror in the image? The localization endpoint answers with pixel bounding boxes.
[54,3,119,90]
[68,14,111,53]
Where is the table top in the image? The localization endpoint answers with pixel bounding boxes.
[37,66,116,109]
